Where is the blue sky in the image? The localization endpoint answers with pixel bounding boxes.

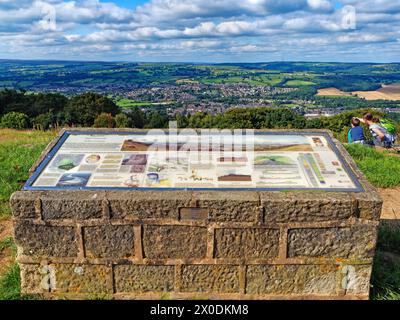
[113,0,147,9]
[0,0,399,63]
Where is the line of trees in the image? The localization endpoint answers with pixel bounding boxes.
[0,89,168,130]
[1,89,397,143]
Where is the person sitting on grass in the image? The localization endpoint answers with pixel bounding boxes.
[358,113,393,148]
[348,117,366,144]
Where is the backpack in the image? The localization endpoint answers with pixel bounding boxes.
[380,119,397,143]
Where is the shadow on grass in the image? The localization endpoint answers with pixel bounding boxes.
[370,221,400,300]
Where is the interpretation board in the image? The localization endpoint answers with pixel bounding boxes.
[23,130,364,192]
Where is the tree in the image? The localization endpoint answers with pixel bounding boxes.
[145,111,168,128]
[32,93,68,116]
[187,112,208,128]
[175,113,188,128]
[128,107,145,128]
[93,113,116,128]
[115,113,131,128]
[0,90,68,118]
[0,89,33,116]
[218,109,253,129]
[64,92,119,126]
[33,112,55,130]
[0,112,29,129]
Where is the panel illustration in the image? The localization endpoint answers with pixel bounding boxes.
[24,131,363,191]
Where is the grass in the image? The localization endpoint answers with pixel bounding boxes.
[0,130,55,300]
[0,262,37,300]
[116,99,152,108]
[284,80,316,87]
[370,223,400,300]
[376,223,400,255]
[0,129,54,300]
[0,129,56,219]
[0,263,23,300]
[0,237,16,252]
[345,143,400,188]
[201,73,285,86]
[0,237,24,300]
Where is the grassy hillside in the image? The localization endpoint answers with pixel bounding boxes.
[0,129,56,219]
[0,130,55,299]
[345,144,400,188]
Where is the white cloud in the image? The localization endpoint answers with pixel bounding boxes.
[337,33,392,43]
[341,0,400,14]
[134,0,313,23]
[0,0,399,62]
[307,0,332,11]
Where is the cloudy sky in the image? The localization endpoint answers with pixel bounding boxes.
[0,0,399,62]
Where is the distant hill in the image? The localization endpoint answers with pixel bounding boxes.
[1,60,400,94]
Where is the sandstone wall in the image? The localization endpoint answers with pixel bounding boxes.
[11,188,381,300]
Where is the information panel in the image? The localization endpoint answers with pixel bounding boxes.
[24,131,363,192]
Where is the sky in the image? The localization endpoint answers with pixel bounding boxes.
[0,0,399,63]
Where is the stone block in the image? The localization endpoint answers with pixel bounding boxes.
[20,263,112,295]
[142,225,207,259]
[214,228,280,259]
[107,191,192,219]
[114,265,174,293]
[10,192,38,219]
[83,225,135,259]
[14,222,77,258]
[246,265,337,295]
[20,264,46,294]
[193,191,260,222]
[181,265,239,293]
[353,192,383,220]
[339,265,372,296]
[288,225,377,260]
[262,192,356,223]
[41,191,105,220]
[53,264,112,294]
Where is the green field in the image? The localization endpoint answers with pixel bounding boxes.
[201,73,287,86]
[116,99,152,108]
[284,80,316,87]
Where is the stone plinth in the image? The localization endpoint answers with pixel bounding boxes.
[11,129,382,300]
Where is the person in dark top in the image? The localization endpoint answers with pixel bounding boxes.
[348,117,366,144]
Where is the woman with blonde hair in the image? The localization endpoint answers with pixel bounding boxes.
[358,113,393,148]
